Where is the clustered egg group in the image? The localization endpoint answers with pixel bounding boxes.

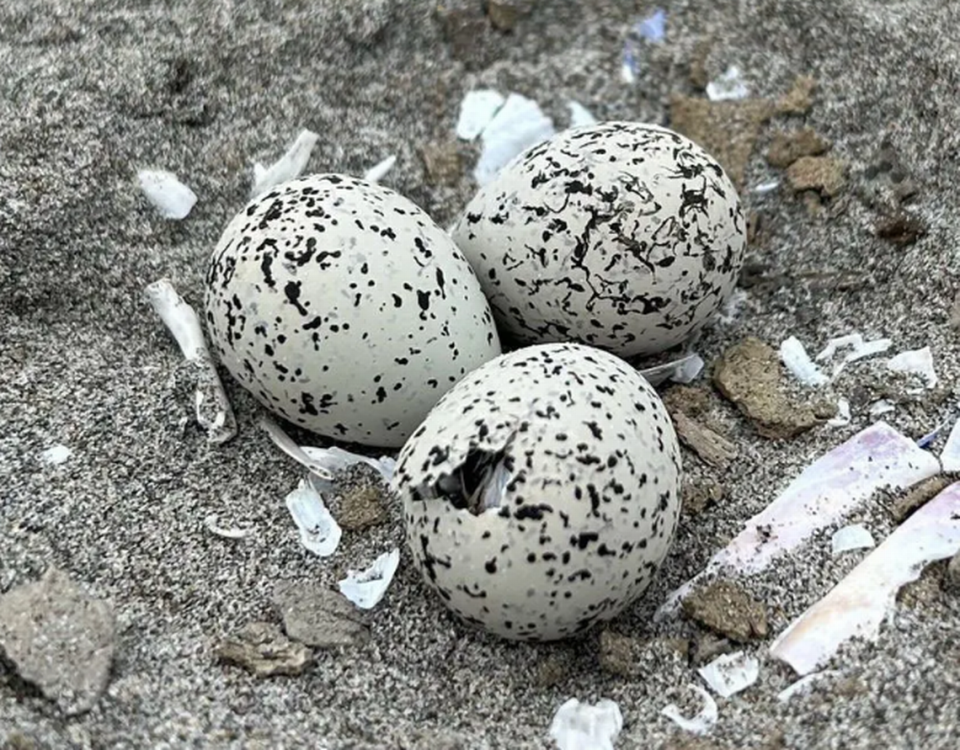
[203,122,746,642]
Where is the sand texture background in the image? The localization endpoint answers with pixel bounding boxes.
[2,0,959,747]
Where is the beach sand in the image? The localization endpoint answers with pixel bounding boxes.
[2,0,959,747]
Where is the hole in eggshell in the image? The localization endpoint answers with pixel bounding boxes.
[428,446,516,516]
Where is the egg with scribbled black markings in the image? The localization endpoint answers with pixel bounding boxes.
[451,121,746,358]
[391,342,682,642]
[203,173,502,448]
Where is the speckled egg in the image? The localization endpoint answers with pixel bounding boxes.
[451,122,746,358]
[391,342,682,642]
[204,173,502,448]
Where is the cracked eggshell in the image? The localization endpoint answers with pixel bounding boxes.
[391,342,682,642]
[204,173,502,449]
[451,122,747,358]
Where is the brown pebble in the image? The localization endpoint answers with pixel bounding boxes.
[682,579,768,642]
[688,38,712,90]
[420,142,462,187]
[891,475,952,522]
[598,629,639,678]
[775,74,817,114]
[215,622,313,678]
[682,478,724,516]
[713,337,823,439]
[486,0,532,31]
[535,651,569,687]
[669,95,773,190]
[875,212,927,246]
[670,410,738,469]
[688,632,736,666]
[334,484,388,531]
[766,128,831,168]
[786,156,845,197]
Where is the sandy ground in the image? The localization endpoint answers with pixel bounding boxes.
[2,0,960,747]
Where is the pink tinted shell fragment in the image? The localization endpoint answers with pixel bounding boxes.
[656,421,941,618]
[770,481,960,675]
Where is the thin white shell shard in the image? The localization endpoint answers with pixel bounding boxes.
[697,651,760,698]
[660,685,718,735]
[656,421,941,619]
[300,445,396,484]
[137,169,197,219]
[39,444,72,466]
[706,65,748,101]
[285,479,342,558]
[363,154,396,183]
[886,346,938,388]
[770,481,960,676]
[942,415,960,472]
[251,129,319,198]
[869,399,896,417]
[567,101,598,129]
[776,671,839,702]
[144,278,237,444]
[473,93,556,186]
[826,398,851,427]
[338,548,400,609]
[830,523,875,555]
[455,89,506,141]
[204,514,252,539]
[548,698,623,750]
[779,336,828,387]
[259,417,336,481]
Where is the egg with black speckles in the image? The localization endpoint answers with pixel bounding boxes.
[203,173,502,449]
[391,342,682,642]
[451,121,747,358]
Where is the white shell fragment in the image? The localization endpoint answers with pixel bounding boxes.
[826,398,851,427]
[251,129,319,198]
[886,346,938,389]
[661,685,718,735]
[261,415,396,494]
[671,353,706,384]
[548,698,623,750]
[137,169,197,220]
[259,417,334,480]
[301,447,395,484]
[39,444,72,466]
[474,93,556,186]
[567,101,598,129]
[144,279,238,445]
[638,353,703,386]
[204,514,252,540]
[697,652,760,698]
[706,65,749,101]
[777,671,839,702]
[752,180,780,194]
[286,479,342,558]
[634,7,667,43]
[780,336,828,387]
[830,524,875,555]
[941,415,960,472]
[869,399,896,417]
[455,89,506,141]
[771,481,960,676]
[816,332,892,371]
[362,154,396,183]
[338,548,400,609]
[657,421,941,618]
